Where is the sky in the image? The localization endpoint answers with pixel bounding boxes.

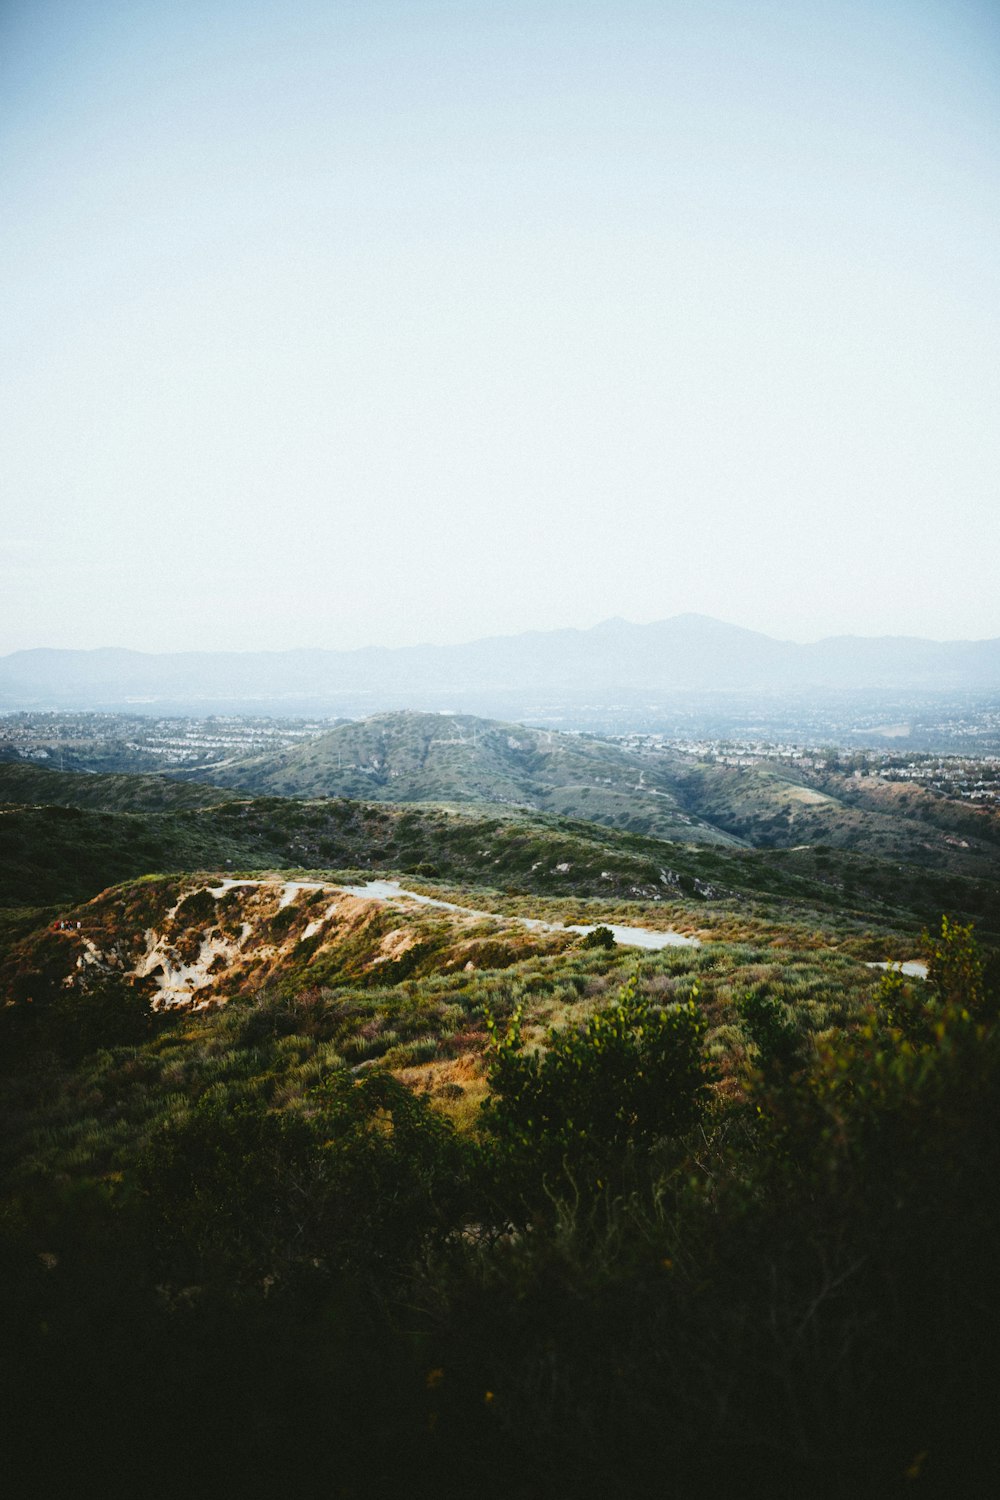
[1,0,998,655]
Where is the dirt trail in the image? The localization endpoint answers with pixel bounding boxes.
[67,876,927,1012]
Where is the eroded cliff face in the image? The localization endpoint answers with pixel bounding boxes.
[1,874,571,1014]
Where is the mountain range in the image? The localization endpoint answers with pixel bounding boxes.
[3,614,999,712]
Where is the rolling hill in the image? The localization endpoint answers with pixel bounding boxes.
[0,760,239,813]
[193,710,1000,883]
[3,759,997,951]
[668,761,1000,878]
[194,710,742,846]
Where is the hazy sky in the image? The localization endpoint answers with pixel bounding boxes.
[2,0,998,654]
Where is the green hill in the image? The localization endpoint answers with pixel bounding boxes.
[197,710,742,845]
[194,711,1000,883]
[0,760,238,813]
[3,758,1000,1498]
[2,766,997,949]
[670,761,1000,879]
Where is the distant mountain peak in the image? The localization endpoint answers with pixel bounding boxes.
[1,617,997,712]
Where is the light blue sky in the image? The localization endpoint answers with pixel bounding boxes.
[2,0,998,653]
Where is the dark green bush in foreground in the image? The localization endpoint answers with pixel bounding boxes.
[136,1070,468,1284]
[579,923,615,950]
[2,918,999,1498]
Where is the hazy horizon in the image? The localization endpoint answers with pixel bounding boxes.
[3,1,998,657]
[5,608,1000,660]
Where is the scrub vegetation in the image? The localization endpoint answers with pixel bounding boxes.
[2,753,999,1497]
[3,900,999,1495]
[3,761,997,953]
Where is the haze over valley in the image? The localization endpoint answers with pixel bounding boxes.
[4,614,1000,718]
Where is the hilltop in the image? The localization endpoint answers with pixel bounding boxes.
[196,710,738,845]
[191,710,1000,886]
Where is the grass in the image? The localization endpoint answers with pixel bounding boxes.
[2,757,999,1496]
[2,925,998,1497]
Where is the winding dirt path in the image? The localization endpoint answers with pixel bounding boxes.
[212,878,928,974]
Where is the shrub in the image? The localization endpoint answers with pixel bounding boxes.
[135,1070,469,1282]
[924,914,986,1013]
[579,925,615,950]
[736,985,802,1074]
[873,965,932,1044]
[0,970,155,1063]
[268,902,300,936]
[173,887,217,926]
[876,918,994,1043]
[482,972,711,1182]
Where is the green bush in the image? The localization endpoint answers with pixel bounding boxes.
[924,913,986,1012]
[134,1069,469,1283]
[0,970,155,1062]
[267,902,299,936]
[873,964,932,1043]
[482,972,711,1181]
[579,924,615,950]
[173,887,217,926]
[736,985,801,1074]
[876,917,993,1042]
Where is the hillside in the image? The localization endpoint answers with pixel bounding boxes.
[0,875,577,1024]
[7,724,998,892]
[3,763,1000,1498]
[0,760,237,813]
[0,789,727,914]
[669,762,1000,879]
[3,763,998,960]
[197,709,1000,883]
[196,710,742,845]
[3,857,999,1497]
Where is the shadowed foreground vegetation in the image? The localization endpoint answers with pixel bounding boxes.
[2,907,999,1498]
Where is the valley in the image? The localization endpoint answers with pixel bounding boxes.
[7,0,998,1483]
